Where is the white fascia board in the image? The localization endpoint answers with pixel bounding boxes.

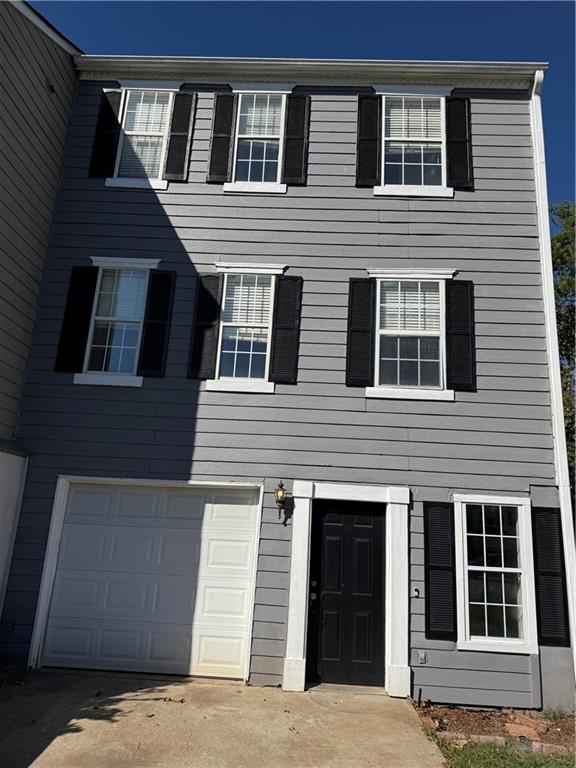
[367,268,457,280]
[10,0,82,55]
[530,69,576,676]
[214,262,287,275]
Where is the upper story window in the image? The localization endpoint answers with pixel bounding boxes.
[115,90,173,181]
[383,97,444,187]
[376,278,444,392]
[216,273,274,381]
[454,495,538,654]
[85,268,149,375]
[233,94,285,184]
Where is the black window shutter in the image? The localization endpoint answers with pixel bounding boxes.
[189,274,223,379]
[163,93,196,181]
[532,507,570,646]
[55,266,99,372]
[346,278,375,387]
[356,95,381,187]
[137,271,176,378]
[446,280,476,392]
[269,275,303,384]
[281,95,311,185]
[446,97,473,189]
[207,93,237,183]
[89,91,122,178]
[424,502,457,641]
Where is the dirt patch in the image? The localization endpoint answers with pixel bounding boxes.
[415,703,575,753]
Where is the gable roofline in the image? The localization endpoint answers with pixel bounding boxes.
[11,0,83,56]
[75,55,547,86]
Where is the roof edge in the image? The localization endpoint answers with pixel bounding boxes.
[11,1,83,55]
[74,55,547,82]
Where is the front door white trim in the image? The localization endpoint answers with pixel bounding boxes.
[28,475,264,680]
[283,481,411,696]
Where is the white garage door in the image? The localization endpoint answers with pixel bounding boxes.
[42,483,260,678]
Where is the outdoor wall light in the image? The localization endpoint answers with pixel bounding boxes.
[275,480,286,511]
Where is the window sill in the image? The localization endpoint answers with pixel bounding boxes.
[373,185,454,198]
[365,387,455,401]
[205,379,275,393]
[105,178,169,190]
[457,638,538,655]
[223,182,287,194]
[73,373,143,388]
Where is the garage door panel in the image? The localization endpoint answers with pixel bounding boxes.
[42,483,259,678]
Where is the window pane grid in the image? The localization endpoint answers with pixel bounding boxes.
[235,94,283,183]
[118,90,171,179]
[465,504,523,640]
[218,274,273,380]
[87,268,147,375]
[384,96,443,186]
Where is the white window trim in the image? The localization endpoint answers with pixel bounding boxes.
[225,91,288,194]
[283,482,411,697]
[206,270,277,393]
[375,93,453,198]
[369,276,449,400]
[105,88,174,188]
[453,493,539,655]
[214,262,287,275]
[75,258,157,387]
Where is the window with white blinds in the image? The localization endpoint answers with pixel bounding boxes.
[233,94,285,183]
[116,90,173,180]
[377,280,444,389]
[383,96,445,187]
[217,274,274,380]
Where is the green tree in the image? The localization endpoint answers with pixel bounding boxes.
[550,202,575,497]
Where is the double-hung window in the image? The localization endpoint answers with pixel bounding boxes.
[229,93,286,189]
[113,89,173,183]
[215,273,275,385]
[371,277,450,399]
[454,495,538,654]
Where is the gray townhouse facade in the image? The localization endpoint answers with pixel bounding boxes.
[0,32,574,709]
[0,1,80,618]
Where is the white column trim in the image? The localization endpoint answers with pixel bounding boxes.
[530,70,576,677]
[283,482,411,696]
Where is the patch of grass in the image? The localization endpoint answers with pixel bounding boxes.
[435,738,573,768]
[541,707,569,722]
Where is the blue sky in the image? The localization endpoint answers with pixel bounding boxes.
[32,1,575,204]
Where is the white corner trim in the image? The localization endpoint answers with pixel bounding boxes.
[105,178,169,190]
[373,185,454,198]
[366,387,455,401]
[373,84,454,96]
[214,262,287,275]
[205,379,275,394]
[453,495,539,657]
[530,69,576,676]
[73,373,143,388]
[231,82,295,93]
[223,182,287,194]
[366,268,457,280]
[10,0,81,55]
[118,80,183,90]
[282,481,410,696]
[90,257,160,270]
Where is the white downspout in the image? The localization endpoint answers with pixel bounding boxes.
[530,69,576,678]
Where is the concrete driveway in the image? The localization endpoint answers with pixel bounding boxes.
[0,670,444,768]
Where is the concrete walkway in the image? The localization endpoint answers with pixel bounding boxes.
[0,670,445,768]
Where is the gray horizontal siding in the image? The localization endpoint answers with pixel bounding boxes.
[0,2,76,442]
[1,80,558,702]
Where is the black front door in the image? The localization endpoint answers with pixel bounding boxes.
[306,499,385,686]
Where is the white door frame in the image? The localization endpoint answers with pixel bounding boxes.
[28,475,264,680]
[283,481,411,696]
